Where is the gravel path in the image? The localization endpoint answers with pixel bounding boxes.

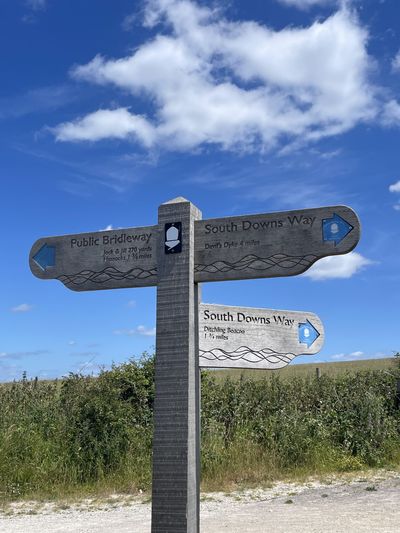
[1,471,399,532]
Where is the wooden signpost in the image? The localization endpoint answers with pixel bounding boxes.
[29,198,360,533]
[199,303,324,369]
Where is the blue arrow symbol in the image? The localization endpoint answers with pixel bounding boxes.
[298,320,320,348]
[33,244,56,271]
[322,213,353,245]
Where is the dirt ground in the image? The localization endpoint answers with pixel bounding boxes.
[1,470,399,532]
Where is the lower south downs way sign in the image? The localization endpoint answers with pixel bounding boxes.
[199,303,324,369]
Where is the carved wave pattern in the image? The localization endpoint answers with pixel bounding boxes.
[199,346,296,366]
[57,266,157,286]
[195,253,317,275]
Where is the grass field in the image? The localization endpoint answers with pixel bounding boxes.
[210,357,397,381]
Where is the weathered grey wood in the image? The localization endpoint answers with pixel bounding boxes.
[27,199,361,533]
[194,205,360,283]
[199,303,324,369]
[29,226,158,291]
[152,198,201,533]
[30,205,360,289]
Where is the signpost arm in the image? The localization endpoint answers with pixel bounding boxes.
[152,198,201,533]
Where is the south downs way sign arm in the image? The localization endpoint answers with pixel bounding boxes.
[29,205,360,290]
[194,205,360,282]
[29,226,158,291]
[199,303,324,369]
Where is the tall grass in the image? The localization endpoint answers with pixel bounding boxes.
[0,355,399,501]
[201,368,400,489]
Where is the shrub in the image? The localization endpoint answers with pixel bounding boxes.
[0,355,399,499]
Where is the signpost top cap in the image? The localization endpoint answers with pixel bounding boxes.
[162,196,191,205]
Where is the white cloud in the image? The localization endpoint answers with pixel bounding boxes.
[26,0,47,10]
[54,108,156,146]
[276,0,336,9]
[331,352,362,360]
[136,325,156,336]
[389,180,400,210]
[0,84,77,120]
[330,350,387,361]
[0,350,49,360]
[381,100,400,126]
[330,353,345,360]
[11,303,33,313]
[52,0,378,153]
[304,252,373,280]
[122,12,137,31]
[389,180,400,193]
[113,325,156,336]
[392,50,400,72]
[127,300,136,308]
[70,351,100,357]
[100,224,114,231]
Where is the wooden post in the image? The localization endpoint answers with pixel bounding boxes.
[316,367,321,380]
[152,198,201,533]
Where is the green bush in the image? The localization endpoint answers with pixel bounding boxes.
[0,354,399,500]
[0,356,154,499]
[201,369,400,486]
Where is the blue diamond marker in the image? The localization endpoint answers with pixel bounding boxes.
[33,244,56,271]
[298,320,320,348]
[322,213,353,246]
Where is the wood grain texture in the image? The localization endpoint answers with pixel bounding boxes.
[29,226,158,291]
[30,205,360,289]
[151,198,201,533]
[194,205,360,283]
[199,303,324,369]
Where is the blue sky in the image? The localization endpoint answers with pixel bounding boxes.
[1,0,400,381]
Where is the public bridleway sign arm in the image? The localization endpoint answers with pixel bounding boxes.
[29,226,158,291]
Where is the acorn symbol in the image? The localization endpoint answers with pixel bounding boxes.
[165,225,180,251]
